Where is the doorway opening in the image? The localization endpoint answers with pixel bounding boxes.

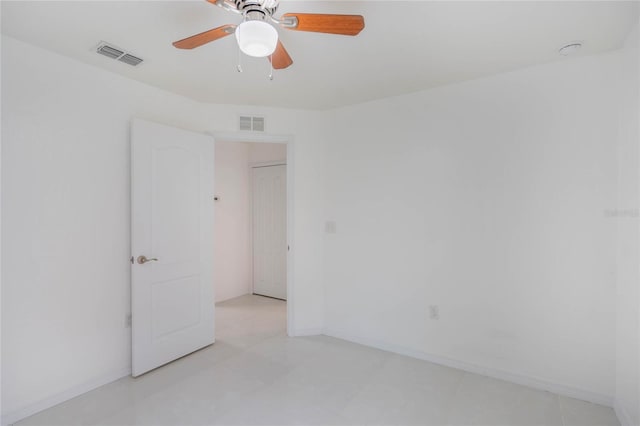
[213,138,290,342]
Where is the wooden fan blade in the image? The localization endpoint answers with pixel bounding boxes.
[269,40,293,69]
[173,24,236,49]
[281,13,364,36]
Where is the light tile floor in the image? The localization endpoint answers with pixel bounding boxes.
[16,295,621,426]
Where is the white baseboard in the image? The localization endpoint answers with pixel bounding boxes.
[615,399,637,426]
[2,332,619,425]
[1,367,131,426]
[322,328,614,408]
[290,328,323,337]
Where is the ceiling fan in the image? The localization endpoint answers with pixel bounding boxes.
[173,0,365,70]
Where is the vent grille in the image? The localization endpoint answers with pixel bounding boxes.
[239,116,253,131]
[239,116,265,132]
[97,44,124,59]
[96,42,143,66]
[252,117,265,132]
[118,53,144,66]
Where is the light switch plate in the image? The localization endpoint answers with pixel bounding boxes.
[429,305,440,320]
[325,221,337,234]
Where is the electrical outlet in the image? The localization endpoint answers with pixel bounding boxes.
[125,314,132,328]
[429,305,440,320]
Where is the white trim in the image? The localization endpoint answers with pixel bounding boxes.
[285,141,295,336]
[322,328,614,408]
[614,399,636,426]
[213,132,293,145]
[1,367,131,426]
[212,132,295,337]
[290,328,324,337]
[250,161,286,168]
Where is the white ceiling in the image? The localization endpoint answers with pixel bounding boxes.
[2,1,638,109]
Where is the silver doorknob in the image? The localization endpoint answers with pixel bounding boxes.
[137,255,158,264]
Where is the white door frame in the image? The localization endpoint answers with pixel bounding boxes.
[212,132,295,337]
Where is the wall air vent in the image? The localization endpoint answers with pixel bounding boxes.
[239,116,265,132]
[252,117,265,132]
[239,116,253,131]
[96,42,144,66]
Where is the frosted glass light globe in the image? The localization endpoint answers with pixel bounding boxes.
[235,20,278,58]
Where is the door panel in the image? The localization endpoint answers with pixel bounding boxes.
[252,165,287,300]
[151,276,201,339]
[152,147,200,263]
[131,119,215,377]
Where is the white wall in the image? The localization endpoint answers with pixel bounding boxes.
[323,51,623,403]
[0,21,3,420]
[614,23,640,426]
[249,142,287,164]
[214,141,251,303]
[3,24,637,426]
[1,35,326,424]
[214,142,287,303]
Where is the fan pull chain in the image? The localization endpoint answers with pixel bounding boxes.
[268,55,274,80]
[236,36,243,73]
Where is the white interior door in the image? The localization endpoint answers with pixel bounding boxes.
[252,165,287,300]
[131,118,215,377]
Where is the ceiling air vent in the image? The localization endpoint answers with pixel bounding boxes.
[118,53,144,66]
[97,44,124,59]
[96,42,144,66]
[239,116,265,132]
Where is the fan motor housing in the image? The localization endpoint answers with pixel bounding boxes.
[233,0,278,17]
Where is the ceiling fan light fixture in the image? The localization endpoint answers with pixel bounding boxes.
[235,20,278,57]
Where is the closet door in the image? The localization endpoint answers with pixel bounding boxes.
[252,165,287,300]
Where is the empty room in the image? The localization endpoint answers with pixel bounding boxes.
[1,1,639,426]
